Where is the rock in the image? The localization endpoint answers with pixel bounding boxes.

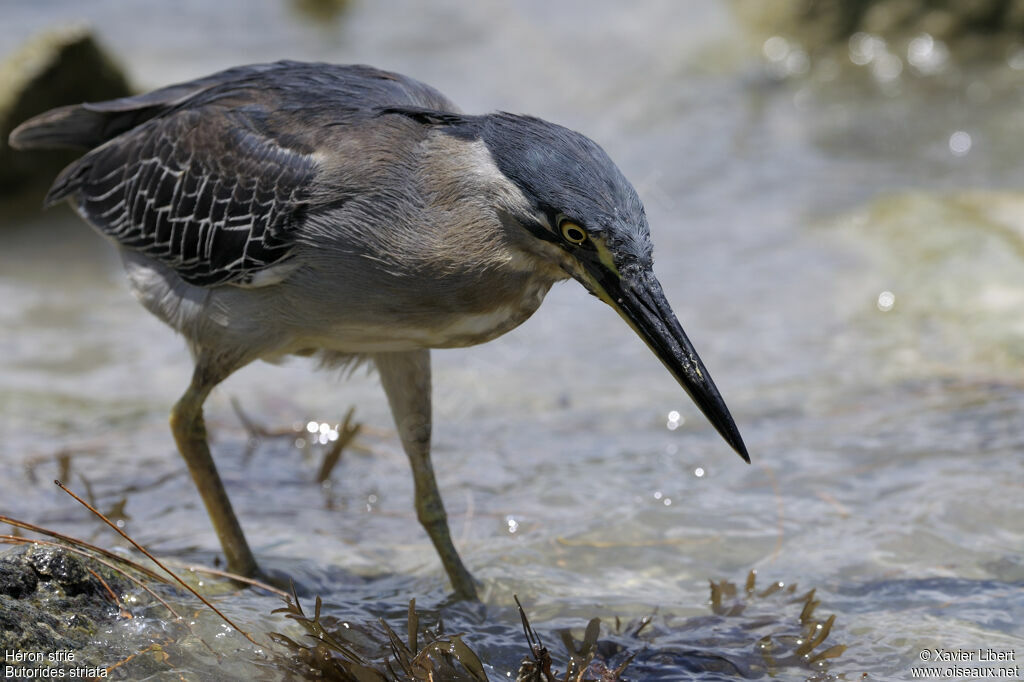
[0,25,132,202]
[731,0,1024,56]
[0,544,133,661]
[830,191,1024,375]
[0,559,38,598]
[288,0,351,24]
[26,545,96,596]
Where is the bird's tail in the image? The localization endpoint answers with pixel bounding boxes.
[9,61,297,205]
[9,81,221,205]
[8,104,116,150]
[7,89,191,152]
[8,61,288,152]
[9,99,171,207]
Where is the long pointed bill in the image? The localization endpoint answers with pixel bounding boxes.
[577,253,750,462]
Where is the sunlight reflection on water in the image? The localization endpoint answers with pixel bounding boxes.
[1,1,1022,679]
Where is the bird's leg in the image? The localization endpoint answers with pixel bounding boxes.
[170,364,260,579]
[375,350,479,601]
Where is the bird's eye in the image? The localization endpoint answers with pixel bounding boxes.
[560,220,587,245]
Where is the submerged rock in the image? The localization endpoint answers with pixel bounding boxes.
[288,0,352,25]
[734,0,1024,47]
[830,191,1024,378]
[732,0,1024,82]
[0,26,132,202]
[0,544,134,663]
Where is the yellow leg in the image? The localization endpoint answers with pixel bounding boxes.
[170,367,260,578]
[376,350,479,601]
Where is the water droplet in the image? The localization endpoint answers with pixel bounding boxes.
[849,32,885,66]
[763,36,789,62]
[906,33,948,75]
[785,49,810,76]
[949,130,972,156]
[907,33,933,64]
[872,53,903,82]
[666,410,684,430]
[663,498,672,506]
[653,490,663,500]
[694,467,706,478]
[306,421,318,433]
[877,290,896,311]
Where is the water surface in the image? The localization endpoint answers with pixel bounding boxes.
[1,1,1022,679]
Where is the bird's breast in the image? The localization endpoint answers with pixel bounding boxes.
[418,277,554,348]
[273,263,562,355]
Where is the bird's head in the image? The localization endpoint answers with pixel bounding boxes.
[379,106,747,462]
[478,113,749,463]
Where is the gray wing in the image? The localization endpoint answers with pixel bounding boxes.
[21,61,457,287]
[48,108,317,287]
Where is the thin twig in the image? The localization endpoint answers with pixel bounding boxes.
[103,643,167,678]
[177,563,289,599]
[230,397,298,438]
[0,515,169,584]
[87,567,133,619]
[317,407,361,483]
[54,480,260,646]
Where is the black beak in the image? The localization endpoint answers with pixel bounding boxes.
[582,261,749,462]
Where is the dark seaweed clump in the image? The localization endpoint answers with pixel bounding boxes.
[269,572,847,681]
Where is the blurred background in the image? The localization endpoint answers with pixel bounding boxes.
[1,1,1022,679]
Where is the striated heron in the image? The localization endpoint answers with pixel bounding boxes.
[11,61,749,601]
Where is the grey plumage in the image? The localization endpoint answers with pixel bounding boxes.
[480,113,652,266]
[31,62,455,287]
[11,61,748,601]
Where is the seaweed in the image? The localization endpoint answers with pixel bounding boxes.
[2,483,847,681]
[270,593,488,681]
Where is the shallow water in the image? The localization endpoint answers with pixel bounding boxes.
[1,1,1022,679]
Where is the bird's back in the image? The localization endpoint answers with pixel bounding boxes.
[11,61,454,153]
[9,62,457,287]
[10,61,571,359]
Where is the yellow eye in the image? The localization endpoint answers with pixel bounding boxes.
[560,220,587,245]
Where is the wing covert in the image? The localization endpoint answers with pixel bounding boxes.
[58,108,317,287]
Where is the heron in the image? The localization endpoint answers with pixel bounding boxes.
[10,61,749,601]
